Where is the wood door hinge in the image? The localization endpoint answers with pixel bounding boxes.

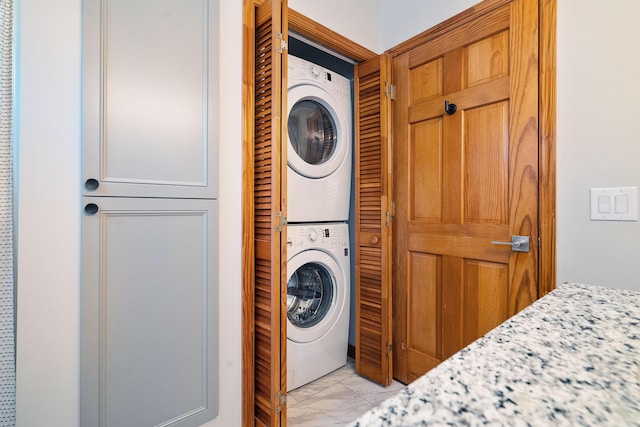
[387,342,393,355]
[275,211,287,232]
[385,82,396,100]
[275,391,287,413]
[276,33,288,53]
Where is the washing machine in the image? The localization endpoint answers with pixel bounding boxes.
[286,222,350,390]
[287,55,353,223]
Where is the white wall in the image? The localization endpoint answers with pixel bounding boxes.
[289,0,382,53]
[556,0,640,291]
[205,1,243,425]
[15,0,81,424]
[15,1,243,426]
[290,0,479,53]
[380,0,479,50]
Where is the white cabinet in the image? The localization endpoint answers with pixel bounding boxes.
[81,197,218,426]
[81,0,220,425]
[82,0,218,199]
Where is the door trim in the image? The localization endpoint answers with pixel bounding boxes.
[288,9,377,63]
[539,0,556,296]
[241,3,256,426]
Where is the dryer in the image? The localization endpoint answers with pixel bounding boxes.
[286,222,350,390]
[287,55,352,223]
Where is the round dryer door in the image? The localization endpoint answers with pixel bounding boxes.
[286,250,346,343]
[287,85,349,179]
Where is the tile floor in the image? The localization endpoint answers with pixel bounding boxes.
[286,358,406,426]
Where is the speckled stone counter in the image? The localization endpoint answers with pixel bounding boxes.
[349,283,640,426]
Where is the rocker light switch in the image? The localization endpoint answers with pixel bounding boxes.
[597,195,611,213]
[590,187,638,221]
[615,194,629,214]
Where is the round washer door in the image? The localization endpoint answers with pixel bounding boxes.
[287,84,349,179]
[286,249,346,343]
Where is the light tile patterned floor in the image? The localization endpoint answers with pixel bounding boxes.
[287,358,406,426]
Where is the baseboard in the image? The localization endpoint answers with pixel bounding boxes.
[347,344,355,360]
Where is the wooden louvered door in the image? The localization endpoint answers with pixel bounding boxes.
[354,55,393,387]
[392,0,539,384]
[243,0,288,425]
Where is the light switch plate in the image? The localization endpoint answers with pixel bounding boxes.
[590,187,638,221]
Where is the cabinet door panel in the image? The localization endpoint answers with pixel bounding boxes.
[82,0,218,198]
[81,197,218,426]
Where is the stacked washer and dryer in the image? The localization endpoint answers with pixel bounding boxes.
[286,54,353,391]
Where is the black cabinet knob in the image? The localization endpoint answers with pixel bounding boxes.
[85,178,99,190]
[84,203,99,215]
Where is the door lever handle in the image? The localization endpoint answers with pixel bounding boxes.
[491,235,530,252]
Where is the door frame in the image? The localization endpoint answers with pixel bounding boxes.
[242,2,376,425]
[538,0,556,296]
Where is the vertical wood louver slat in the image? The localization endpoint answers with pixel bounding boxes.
[354,56,393,387]
[358,75,381,240]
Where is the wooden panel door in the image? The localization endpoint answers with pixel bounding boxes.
[354,55,393,386]
[392,0,539,383]
[243,0,288,425]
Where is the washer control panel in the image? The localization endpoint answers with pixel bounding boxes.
[287,224,349,252]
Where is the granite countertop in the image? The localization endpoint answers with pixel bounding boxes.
[349,283,640,426]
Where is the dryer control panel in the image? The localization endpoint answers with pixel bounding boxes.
[288,55,351,100]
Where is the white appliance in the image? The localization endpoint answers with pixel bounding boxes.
[287,55,353,223]
[286,223,350,390]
